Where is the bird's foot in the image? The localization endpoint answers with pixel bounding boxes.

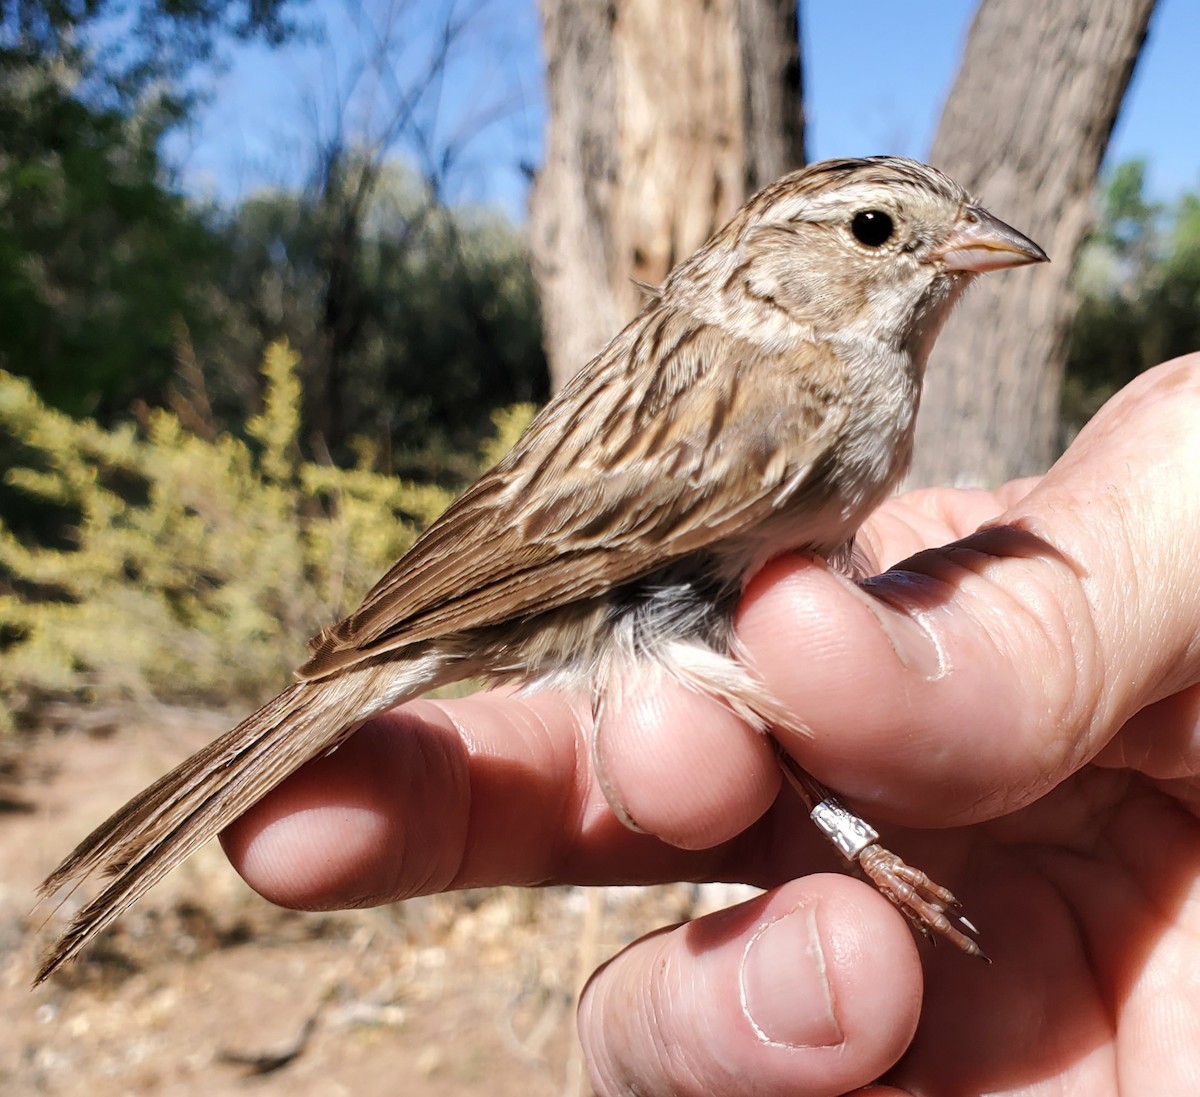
[856,841,987,960]
[805,793,987,961]
[775,748,987,960]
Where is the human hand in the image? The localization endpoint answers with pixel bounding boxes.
[224,353,1200,1095]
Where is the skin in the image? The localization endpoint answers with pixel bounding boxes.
[222,353,1200,1096]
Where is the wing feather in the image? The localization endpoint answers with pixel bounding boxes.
[300,306,848,679]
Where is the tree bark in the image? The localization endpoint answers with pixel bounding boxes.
[737,0,806,191]
[529,0,804,391]
[911,0,1157,487]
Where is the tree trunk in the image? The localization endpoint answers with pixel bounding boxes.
[737,0,806,192]
[911,0,1157,487]
[529,0,804,391]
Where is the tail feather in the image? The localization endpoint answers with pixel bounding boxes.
[35,661,426,984]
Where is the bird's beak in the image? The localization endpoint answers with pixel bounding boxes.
[935,207,1049,272]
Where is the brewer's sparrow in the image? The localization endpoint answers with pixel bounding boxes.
[37,156,1047,981]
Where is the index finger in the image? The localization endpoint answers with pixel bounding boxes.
[219,692,772,908]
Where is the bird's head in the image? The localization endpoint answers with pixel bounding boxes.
[672,155,1048,363]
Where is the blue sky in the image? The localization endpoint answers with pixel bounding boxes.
[167,0,1199,218]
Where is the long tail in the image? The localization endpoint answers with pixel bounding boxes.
[35,658,438,984]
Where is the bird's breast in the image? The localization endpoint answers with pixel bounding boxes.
[721,342,922,576]
[830,341,922,507]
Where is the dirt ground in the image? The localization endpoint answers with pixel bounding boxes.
[1,711,736,1097]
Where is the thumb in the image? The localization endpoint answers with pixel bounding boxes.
[736,353,1200,826]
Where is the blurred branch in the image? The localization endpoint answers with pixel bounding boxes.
[291,0,538,455]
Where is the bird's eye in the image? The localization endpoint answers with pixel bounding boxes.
[850,210,895,248]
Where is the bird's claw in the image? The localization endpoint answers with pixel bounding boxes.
[857,843,988,961]
[779,755,988,961]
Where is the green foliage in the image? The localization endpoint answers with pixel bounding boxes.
[0,0,303,425]
[1098,160,1158,256]
[0,341,472,730]
[4,0,298,111]
[1065,161,1200,434]
[206,161,548,479]
[1,11,546,487]
[0,53,231,418]
[0,71,545,504]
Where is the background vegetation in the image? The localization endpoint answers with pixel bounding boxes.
[1064,159,1200,433]
[0,342,534,729]
[0,0,547,727]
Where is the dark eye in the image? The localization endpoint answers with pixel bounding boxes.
[850,209,895,248]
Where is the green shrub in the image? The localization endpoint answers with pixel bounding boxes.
[0,340,535,729]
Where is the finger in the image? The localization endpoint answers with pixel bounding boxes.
[737,354,1200,825]
[858,478,1038,572]
[579,874,922,1097]
[221,692,744,908]
[1094,681,1200,782]
[593,666,780,850]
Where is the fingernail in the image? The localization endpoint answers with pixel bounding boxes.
[592,710,648,834]
[739,904,843,1048]
[855,573,944,679]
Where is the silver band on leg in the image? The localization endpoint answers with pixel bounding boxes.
[810,797,879,862]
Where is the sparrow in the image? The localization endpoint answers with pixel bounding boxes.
[36,156,1047,982]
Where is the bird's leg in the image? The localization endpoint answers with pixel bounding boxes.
[775,745,988,961]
